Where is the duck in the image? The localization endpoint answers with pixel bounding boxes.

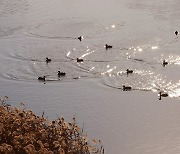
[159,91,168,100]
[123,85,132,91]
[46,57,51,63]
[38,76,45,81]
[162,60,168,67]
[78,36,83,41]
[105,44,113,49]
[175,31,178,36]
[77,58,84,62]
[58,71,66,77]
[126,69,133,75]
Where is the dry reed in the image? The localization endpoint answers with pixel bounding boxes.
[0,96,104,154]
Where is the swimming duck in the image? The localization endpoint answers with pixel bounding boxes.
[78,36,83,41]
[162,60,168,67]
[38,76,45,81]
[77,58,84,62]
[126,69,133,75]
[123,85,132,91]
[159,92,168,100]
[105,44,113,49]
[175,31,178,36]
[58,71,66,77]
[46,57,51,63]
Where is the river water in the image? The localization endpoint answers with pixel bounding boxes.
[0,0,180,153]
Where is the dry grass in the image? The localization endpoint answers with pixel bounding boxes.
[0,96,104,154]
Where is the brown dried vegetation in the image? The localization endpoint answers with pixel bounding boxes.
[0,96,104,154]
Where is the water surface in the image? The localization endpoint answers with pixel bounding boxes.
[0,0,180,153]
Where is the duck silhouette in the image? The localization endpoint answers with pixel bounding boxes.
[58,71,66,77]
[46,57,51,63]
[77,58,84,62]
[175,31,178,36]
[38,76,46,82]
[123,85,132,91]
[162,60,168,67]
[105,44,113,50]
[159,92,168,100]
[78,36,83,41]
[126,69,133,75]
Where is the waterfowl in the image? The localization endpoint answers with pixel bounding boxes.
[175,31,178,36]
[126,69,133,75]
[58,71,66,77]
[38,76,45,81]
[78,36,83,41]
[77,58,84,62]
[105,44,113,49]
[123,85,132,91]
[46,57,51,63]
[162,60,168,67]
[159,92,168,100]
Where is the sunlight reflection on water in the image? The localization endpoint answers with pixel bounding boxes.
[62,42,180,98]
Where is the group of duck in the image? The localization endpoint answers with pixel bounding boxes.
[122,68,168,100]
[38,56,86,81]
[164,32,178,68]
[160,31,179,68]
[39,31,178,99]
[107,31,179,99]
[38,57,66,82]
[38,70,66,81]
